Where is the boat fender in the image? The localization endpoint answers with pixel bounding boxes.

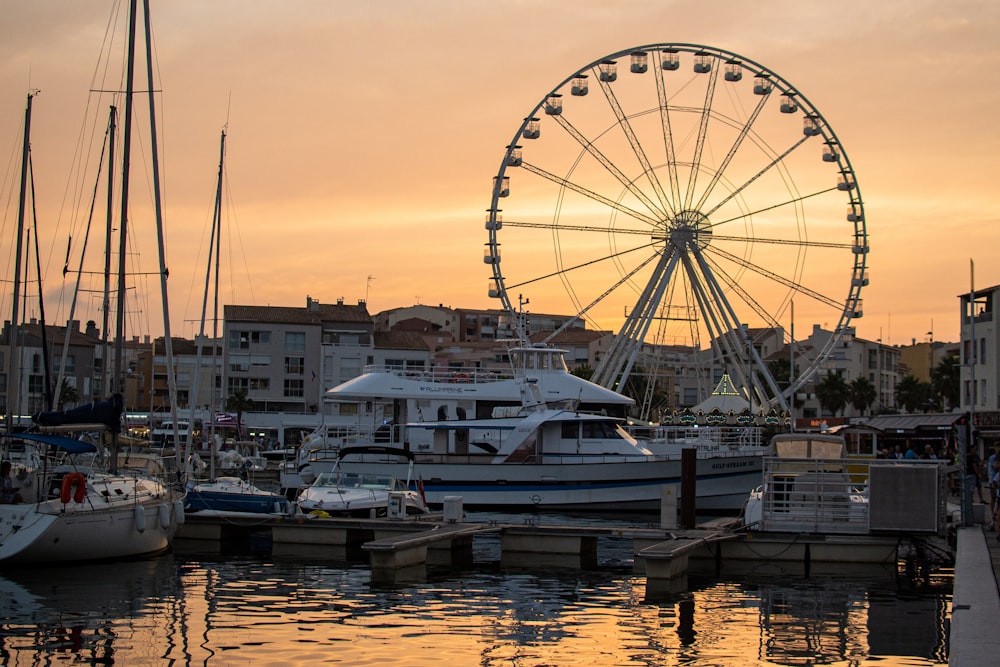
[134,505,146,533]
[59,473,87,504]
[174,499,186,525]
[159,503,171,530]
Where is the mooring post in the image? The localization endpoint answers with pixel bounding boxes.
[660,484,678,529]
[680,448,696,529]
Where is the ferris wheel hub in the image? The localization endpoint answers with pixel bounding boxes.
[667,209,712,250]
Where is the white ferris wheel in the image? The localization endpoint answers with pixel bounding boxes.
[484,44,868,417]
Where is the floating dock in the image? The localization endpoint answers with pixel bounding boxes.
[176,510,933,586]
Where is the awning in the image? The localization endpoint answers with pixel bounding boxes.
[0,432,98,454]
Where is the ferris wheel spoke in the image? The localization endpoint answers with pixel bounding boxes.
[707,244,844,311]
[652,51,682,217]
[703,134,811,220]
[501,219,653,237]
[692,92,770,213]
[543,246,670,350]
[520,161,661,227]
[503,241,661,293]
[683,64,720,211]
[549,115,667,221]
[594,75,675,218]
[700,252,783,329]
[711,233,854,251]
[706,185,838,231]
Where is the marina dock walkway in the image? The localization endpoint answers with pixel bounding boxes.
[949,524,1000,666]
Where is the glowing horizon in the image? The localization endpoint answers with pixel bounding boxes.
[2,1,997,350]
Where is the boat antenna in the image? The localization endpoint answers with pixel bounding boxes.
[517,294,530,345]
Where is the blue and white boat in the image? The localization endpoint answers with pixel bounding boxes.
[185,477,289,516]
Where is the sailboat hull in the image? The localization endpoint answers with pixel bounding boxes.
[0,497,183,564]
[185,477,288,515]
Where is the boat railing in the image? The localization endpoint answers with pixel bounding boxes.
[360,365,517,384]
[758,456,951,535]
[759,455,870,534]
[633,424,767,449]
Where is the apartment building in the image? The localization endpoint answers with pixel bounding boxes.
[0,319,101,419]
[960,284,1000,423]
[223,296,372,414]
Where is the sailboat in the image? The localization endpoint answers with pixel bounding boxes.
[181,129,289,517]
[0,1,185,564]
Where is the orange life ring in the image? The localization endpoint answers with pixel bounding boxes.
[60,473,87,504]
[453,373,469,383]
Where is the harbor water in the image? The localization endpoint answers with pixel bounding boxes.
[0,513,950,666]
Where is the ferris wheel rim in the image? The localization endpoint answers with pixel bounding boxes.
[485,43,868,409]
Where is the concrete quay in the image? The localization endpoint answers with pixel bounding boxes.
[949,525,1000,666]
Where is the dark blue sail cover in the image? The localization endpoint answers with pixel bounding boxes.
[32,394,124,433]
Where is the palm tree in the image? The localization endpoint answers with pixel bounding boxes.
[815,371,850,416]
[849,377,877,415]
[896,375,932,413]
[931,354,960,410]
[56,378,79,410]
[225,389,255,437]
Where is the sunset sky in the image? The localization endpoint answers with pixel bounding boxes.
[1,0,998,347]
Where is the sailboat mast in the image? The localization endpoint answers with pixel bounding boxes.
[115,1,137,399]
[191,128,226,479]
[5,92,34,433]
[140,0,183,461]
[210,131,225,472]
[102,106,117,396]
[29,175,54,411]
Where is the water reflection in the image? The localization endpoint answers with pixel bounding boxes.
[0,557,180,662]
[0,539,949,665]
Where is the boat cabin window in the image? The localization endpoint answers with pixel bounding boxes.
[512,349,569,373]
[560,420,624,440]
[582,421,624,439]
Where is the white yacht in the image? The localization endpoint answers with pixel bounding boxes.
[294,346,763,512]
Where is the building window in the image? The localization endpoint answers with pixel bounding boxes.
[53,355,76,373]
[285,356,304,374]
[683,387,699,406]
[285,332,306,353]
[284,379,304,397]
[229,330,271,349]
[228,377,270,393]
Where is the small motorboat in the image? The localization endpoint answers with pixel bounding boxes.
[296,447,427,518]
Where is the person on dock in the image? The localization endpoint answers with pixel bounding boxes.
[989,444,1000,533]
[966,445,985,505]
[1,461,23,504]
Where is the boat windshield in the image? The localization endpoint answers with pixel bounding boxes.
[510,347,568,373]
[316,472,398,490]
